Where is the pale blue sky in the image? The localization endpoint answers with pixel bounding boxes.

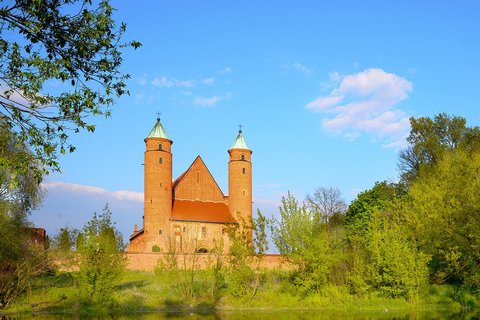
[31,0,480,246]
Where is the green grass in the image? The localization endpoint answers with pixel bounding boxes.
[2,269,480,316]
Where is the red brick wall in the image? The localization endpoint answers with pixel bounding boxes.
[143,137,173,252]
[126,253,289,271]
[173,157,226,203]
[228,148,253,226]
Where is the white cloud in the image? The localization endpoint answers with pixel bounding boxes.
[293,62,313,75]
[193,96,221,106]
[151,76,196,88]
[202,78,215,85]
[137,77,147,86]
[219,67,232,74]
[42,181,143,202]
[151,76,174,88]
[306,68,412,147]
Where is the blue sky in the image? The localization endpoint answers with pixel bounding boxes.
[31,1,480,246]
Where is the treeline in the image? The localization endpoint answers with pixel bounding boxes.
[267,113,480,301]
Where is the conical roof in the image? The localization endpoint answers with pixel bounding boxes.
[230,130,249,150]
[147,118,170,139]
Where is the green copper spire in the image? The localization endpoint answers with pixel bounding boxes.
[231,126,249,150]
[147,116,170,139]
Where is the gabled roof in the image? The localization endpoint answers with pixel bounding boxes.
[230,130,249,150]
[171,199,236,224]
[172,156,225,202]
[147,118,170,139]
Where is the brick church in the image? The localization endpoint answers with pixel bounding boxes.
[127,117,252,253]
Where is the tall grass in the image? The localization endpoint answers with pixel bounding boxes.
[2,269,479,315]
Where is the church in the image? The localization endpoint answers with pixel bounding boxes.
[127,117,252,253]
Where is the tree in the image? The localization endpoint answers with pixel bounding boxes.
[402,149,480,287]
[398,113,480,184]
[53,226,79,251]
[223,210,270,298]
[0,121,46,307]
[344,184,430,300]
[272,192,341,293]
[75,204,126,302]
[345,180,403,240]
[305,186,346,233]
[0,0,141,181]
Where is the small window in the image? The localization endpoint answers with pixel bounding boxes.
[159,158,162,164]
[159,230,162,235]
[160,183,162,187]
[241,154,245,160]
[243,191,245,195]
[202,227,206,238]
[222,228,225,235]
[242,168,245,174]
[159,144,162,150]
[183,227,186,232]
[197,171,200,183]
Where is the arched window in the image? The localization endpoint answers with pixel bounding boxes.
[159,158,162,164]
[197,171,200,183]
[242,168,245,174]
[159,230,162,235]
[241,154,245,160]
[158,144,162,150]
[202,227,206,238]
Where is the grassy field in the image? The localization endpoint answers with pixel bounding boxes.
[2,269,480,316]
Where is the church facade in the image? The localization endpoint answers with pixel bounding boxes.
[127,118,252,253]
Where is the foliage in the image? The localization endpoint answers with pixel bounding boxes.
[363,208,430,300]
[227,210,269,298]
[0,0,141,181]
[151,244,161,252]
[402,149,480,287]
[52,226,79,251]
[345,180,402,240]
[0,122,47,308]
[75,204,126,302]
[345,184,430,300]
[272,192,342,294]
[398,113,480,184]
[0,249,50,308]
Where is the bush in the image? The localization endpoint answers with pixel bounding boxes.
[75,204,126,302]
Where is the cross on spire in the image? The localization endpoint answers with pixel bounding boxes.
[156,111,161,121]
[238,124,242,133]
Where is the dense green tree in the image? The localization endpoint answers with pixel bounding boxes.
[402,149,480,287]
[345,181,403,239]
[398,113,480,184]
[359,207,430,300]
[272,192,341,293]
[0,0,140,181]
[75,204,126,301]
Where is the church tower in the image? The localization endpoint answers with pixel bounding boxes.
[143,117,172,250]
[228,128,253,226]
